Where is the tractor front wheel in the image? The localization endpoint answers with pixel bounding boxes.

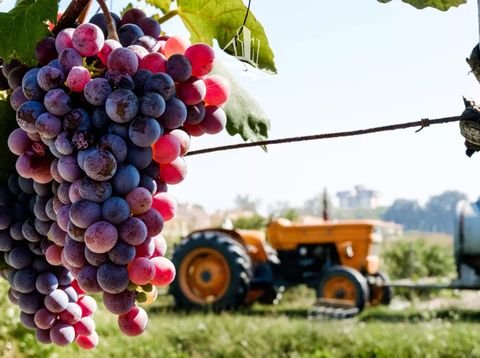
[317,266,370,311]
[169,231,252,311]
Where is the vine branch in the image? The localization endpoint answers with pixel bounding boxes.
[186,116,462,156]
[53,0,93,35]
[157,9,180,25]
[96,0,119,41]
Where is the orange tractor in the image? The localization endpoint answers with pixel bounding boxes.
[169,218,392,311]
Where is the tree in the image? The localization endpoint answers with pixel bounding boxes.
[423,190,467,233]
[233,194,260,212]
[382,199,424,231]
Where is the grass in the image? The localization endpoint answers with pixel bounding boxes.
[2,284,480,357]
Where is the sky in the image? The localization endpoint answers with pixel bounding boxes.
[3,0,480,213]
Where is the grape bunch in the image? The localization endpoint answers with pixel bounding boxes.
[0,176,99,349]
[0,5,230,348]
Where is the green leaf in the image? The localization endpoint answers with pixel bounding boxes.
[212,62,270,145]
[0,99,17,184]
[177,0,276,73]
[0,0,57,66]
[377,0,466,11]
[146,0,172,14]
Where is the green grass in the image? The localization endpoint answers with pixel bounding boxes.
[2,284,480,357]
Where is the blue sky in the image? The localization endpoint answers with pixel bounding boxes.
[3,0,480,213]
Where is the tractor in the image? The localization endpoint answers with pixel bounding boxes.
[169,218,392,312]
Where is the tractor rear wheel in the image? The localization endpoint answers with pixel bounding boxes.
[169,231,252,311]
[317,266,370,311]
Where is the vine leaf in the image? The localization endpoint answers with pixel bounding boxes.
[145,0,172,14]
[212,61,270,146]
[0,0,58,66]
[0,99,17,183]
[176,0,276,73]
[377,0,466,11]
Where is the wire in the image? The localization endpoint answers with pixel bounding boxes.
[185,115,462,156]
[236,0,252,39]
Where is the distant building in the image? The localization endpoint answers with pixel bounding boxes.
[336,185,380,209]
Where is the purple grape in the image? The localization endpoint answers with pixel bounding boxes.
[55,28,74,53]
[34,219,51,236]
[16,100,45,133]
[37,66,65,91]
[18,292,43,314]
[83,149,117,181]
[99,134,128,162]
[84,247,108,267]
[33,196,50,221]
[9,246,34,269]
[35,112,62,139]
[22,68,45,100]
[13,268,37,293]
[122,8,146,24]
[20,311,37,329]
[144,73,175,100]
[128,44,149,60]
[50,322,75,346]
[139,92,166,118]
[0,231,14,251]
[128,115,162,147]
[76,265,102,293]
[137,17,161,38]
[108,241,135,265]
[58,48,83,74]
[68,179,83,203]
[101,196,131,225]
[36,328,52,344]
[10,87,28,110]
[64,108,91,132]
[126,145,152,170]
[36,272,59,295]
[112,164,140,197]
[118,217,147,245]
[62,286,79,303]
[166,54,192,82]
[63,236,86,268]
[133,69,152,93]
[35,37,57,65]
[18,177,34,194]
[84,77,112,106]
[103,290,136,314]
[54,132,74,156]
[105,70,135,90]
[56,204,70,231]
[108,123,129,139]
[44,289,69,313]
[91,108,109,130]
[34,308,57,329]
[97,262,129,294]
[57,183,71,204]
[134,36,160,52]
[186,102,205,124]
[66,221,85,242]
[77,148,96,171]
[44,89,72,116]
[160,97,187,129]
[79,178,112,203]
[69,200,101,229]
[84,221,118,253]
[105,89,139,123]
[89,12,121,36]
[138,208,164,237]
[57,155,82,182]
[47,222,66,247]
[118,23,144,47]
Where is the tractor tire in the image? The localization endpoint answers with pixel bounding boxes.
[317,266,370,312]
[169,231,252,311]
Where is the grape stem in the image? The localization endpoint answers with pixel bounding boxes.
[96,0,120,42]
[53,0,92,35]
[156,9,180,25]
[77,0,94,24]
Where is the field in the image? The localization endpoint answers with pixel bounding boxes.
[3,282,480,358]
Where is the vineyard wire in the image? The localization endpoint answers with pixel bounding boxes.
[186,115,462,156]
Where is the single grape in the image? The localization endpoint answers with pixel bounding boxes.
[84,247,108,267]
[20,311,37,329]
[83,149,117,182]
[103,290,136,315]
[122,8,146,24]
[22,68,45,100]
[97,262,130,294]
[139,52,166,73]
[169,128,190,155]
[159,156,187,184]
[126,145,152,170]
[112,165,140,195]
[76,331,99,350]
[74,316,95,336]
[59,302,82,325]
[69,200,102,229]
[139,92,166,118]
[176,77,206,105]
[118,306,148,337]
[105,89,139,123]
[9,246,34,269]
[133,69,152,93]
[128,116,162,147]
[127,257,155,285]
[137,17,161,38]
[152,193,177,221]
[137,209,164,237]
[150,256,176,286]
[77,296,97,317]
[184,43,215,77]
[66,66,91,92]
[8,128,32,155]
[55,28,75,53]
[125,187,152,215]
[35,112,62,139]
[98,134,128,162]
[98,39,122,65]
[44,89,72,116]
[118,24,144,47]
[101,196,131,225]
[128,44,149,61]
[152,133,180,164]
[144,73,175,100]
[160,97,187,129]
[199,105,227,134]
[16,100,45,133]
[13,268,37,293]
[204,75,230,106]
[84,78,112,106]
[152,234,167,257]
[35,37,57,65]
[36,328,52,344]
[79,178,113,203]
[36,272,59,295]
[10,86,28,110]
[72,23,105,57]
[108,241,135,266]
[45,244,63,266]
[107,47,139,76]
[45,289,69,313]
[76,265,102,293]
[63,237,86,268]
[166,54,192,82]
[54,132,74,156]
[135,35,161,52]
[57,155,82,183]
[89,12,121,36]
[84,221,118,254]
[50,322,76,346]
[118,217,147,246]
[34,308,57,330]
[163,36,190,58]
[58,48,83,74]
[18,292,43,314]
